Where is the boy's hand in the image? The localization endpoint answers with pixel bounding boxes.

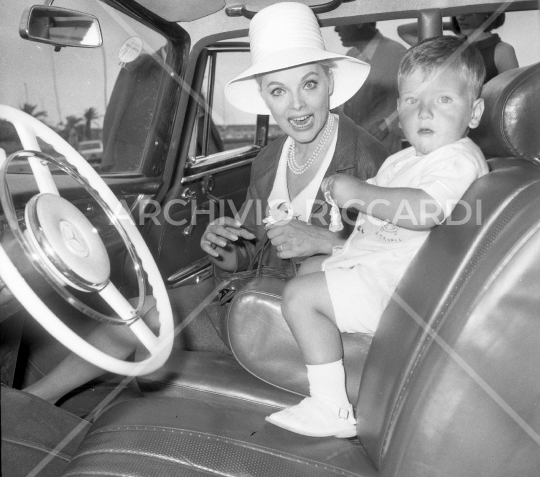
[321,174,364,208]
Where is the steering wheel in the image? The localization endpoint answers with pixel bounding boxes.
[0,104,174,376]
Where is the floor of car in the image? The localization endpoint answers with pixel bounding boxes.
[168,278,232,354]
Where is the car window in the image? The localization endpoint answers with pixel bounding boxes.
[188,47,285,163]
[1,0,172,176]
[79,141,103,151]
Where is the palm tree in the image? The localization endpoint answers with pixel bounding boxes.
[83,107,99,140]
[62,115,83,148]
[20,103,47,121]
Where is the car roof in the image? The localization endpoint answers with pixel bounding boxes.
[132,0,538,51]
[134,0,537,23]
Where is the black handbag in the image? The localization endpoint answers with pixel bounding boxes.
[216,237,297,305]
[205,238,297,349]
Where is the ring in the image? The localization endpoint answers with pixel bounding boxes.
[278,245,282,252]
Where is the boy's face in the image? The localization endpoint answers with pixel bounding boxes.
[397,68,484,156]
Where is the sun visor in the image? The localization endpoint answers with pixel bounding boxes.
[135,0,225,22]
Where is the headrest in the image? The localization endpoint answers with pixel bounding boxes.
[469,62,540,165]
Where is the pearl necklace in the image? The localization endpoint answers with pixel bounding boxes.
[287,113,335,175]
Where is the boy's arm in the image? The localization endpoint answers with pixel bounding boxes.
[322,174,443,231]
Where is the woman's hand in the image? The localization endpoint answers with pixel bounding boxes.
[266,220,344,259]
[200,217,255,259]
[321,173,365,208]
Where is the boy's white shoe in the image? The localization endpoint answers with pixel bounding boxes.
[265,397,356,438]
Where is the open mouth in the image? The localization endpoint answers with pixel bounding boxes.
[289,115,314,129]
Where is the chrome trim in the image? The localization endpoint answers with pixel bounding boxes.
[0,150,145,326]
[24,194,107,292]
[169,266,213,288]
[181,188,196,199]
[168,256,213,287]
[188,145,259,169]
[206,45,250,53]
[182,157,255,185]
[129,194,152,214]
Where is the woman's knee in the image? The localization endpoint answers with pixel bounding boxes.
[129,296,160,334]
[142,305,161,334]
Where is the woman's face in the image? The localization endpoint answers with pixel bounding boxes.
[259,63,333,145]
[455,13,489,36]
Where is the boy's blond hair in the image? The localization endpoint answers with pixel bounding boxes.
[398,36,486,101]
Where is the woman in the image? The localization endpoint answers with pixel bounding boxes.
[452,13,518,82]
[397,12,518,83]
[201,2,388,276]
[23,3,388,405]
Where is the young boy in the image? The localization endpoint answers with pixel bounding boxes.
[265,36,489,438]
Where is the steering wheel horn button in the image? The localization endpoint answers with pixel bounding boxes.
[25,193,110,290]
[60,220,90,257]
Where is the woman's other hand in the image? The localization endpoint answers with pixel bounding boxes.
[266,220,344,259]
[201,217,255,267]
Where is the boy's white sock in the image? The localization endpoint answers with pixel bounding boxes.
[265,359,356,437]
[306,359,351,410]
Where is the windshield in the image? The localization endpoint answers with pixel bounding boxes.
[1,0,172,175]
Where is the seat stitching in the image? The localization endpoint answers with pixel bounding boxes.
[136,380,289,410]
[82,426,364,476]
[2,436,71,461]
[64,453,228,477]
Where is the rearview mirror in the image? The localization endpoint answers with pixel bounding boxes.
[19,5,102,49]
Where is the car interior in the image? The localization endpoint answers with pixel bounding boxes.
[1,1,539,476]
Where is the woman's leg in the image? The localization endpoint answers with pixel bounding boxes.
[24,298,158,404]
[266,272,356,438]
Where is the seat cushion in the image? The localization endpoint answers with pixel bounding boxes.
[1,387,91,477]
[62,396,378,477]
[227,278,373,405]
[137,350,303,410]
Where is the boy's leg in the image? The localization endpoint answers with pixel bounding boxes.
[297,255,328,276]
[281,271,341,364]
[266,272,356,438]
[24,298,159,404]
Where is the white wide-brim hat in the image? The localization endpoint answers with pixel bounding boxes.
[225,2,370,115]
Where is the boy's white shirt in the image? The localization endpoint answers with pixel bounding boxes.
[323,137,489,270]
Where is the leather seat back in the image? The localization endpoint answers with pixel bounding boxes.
[356,63,540,475]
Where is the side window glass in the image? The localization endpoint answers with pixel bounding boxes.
[188,48,284,163]
[2,0,173,176]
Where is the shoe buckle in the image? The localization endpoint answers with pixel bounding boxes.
[338,408,349,420]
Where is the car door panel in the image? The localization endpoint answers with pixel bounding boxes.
[145,45,270,286]
[149,152,255,286]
